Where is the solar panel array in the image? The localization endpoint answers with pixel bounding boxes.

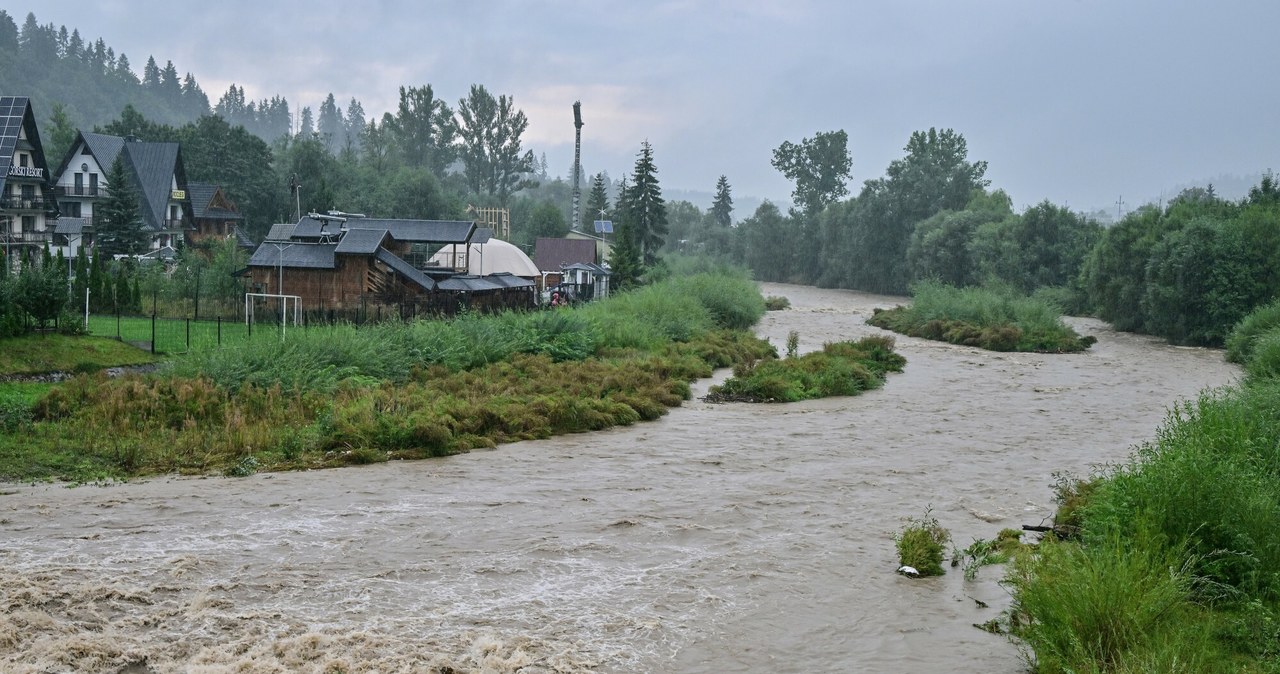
[0,97,28,193]
[593,220,614,234]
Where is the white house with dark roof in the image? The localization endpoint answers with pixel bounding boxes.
[52,131,193,255]
[0,96,58,268]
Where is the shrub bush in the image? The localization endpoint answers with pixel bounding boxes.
[895,509,950,577]
[1226,299,1280,365]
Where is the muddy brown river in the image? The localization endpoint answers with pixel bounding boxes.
[0,283,1239,673]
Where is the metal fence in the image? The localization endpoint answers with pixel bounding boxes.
[86,287,540,355]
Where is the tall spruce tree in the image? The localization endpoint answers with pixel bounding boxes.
[585,173,610,225]
[626,141,667,266]
[95,154,147,257]
[608,176,643,290]
[710,175,733,228]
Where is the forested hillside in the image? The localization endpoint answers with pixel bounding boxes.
[0,10,210,161]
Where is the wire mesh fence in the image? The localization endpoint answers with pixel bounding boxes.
[85,287,540,355]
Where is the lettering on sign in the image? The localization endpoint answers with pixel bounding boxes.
[7,166,44,178]
[171,189,186,200]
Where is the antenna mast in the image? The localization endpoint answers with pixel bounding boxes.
[571,101,583,231]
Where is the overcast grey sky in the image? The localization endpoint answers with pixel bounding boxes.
[16,0,1280,213]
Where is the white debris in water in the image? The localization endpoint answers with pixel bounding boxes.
[897,565,920,577]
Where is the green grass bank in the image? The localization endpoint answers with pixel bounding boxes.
[1008,302,1280,672]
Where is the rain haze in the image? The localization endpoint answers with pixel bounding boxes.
[18,0,1280,214]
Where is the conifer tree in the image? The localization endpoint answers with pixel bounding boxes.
[585,173,610,226]
[142,55,160,87]
[95,155,148,257]
[608,177,643,290]
[711,175,734,228]
[626,141,667,266]
[72,245,88,304]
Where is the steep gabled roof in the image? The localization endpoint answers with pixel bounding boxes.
[534,238,597,271]
[122,141,183,231]
[78,132,126,172]
[0,97,52,198]
[188,182,242,221]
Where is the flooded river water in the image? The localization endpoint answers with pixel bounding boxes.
[0,283,1240,673]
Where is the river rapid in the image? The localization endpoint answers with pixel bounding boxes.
[0,283,1240,673]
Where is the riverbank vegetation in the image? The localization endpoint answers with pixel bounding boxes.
[673,124,1280,352]
[867,283,1095,353]
[0,272,780,482]
[706,334,904,403]
[1006,302,1280,671]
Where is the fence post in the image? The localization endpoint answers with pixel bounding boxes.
[186,318,190,351]
[150,313,156,354]
[116,312,121,340]
[217,316,222,347]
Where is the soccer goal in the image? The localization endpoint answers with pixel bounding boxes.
[245,293,302,336]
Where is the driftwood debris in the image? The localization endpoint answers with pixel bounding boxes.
[1021,523,1078,540]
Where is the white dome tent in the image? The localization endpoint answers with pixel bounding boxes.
[429,238,539,278]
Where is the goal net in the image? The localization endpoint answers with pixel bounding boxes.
[244,293,302,327]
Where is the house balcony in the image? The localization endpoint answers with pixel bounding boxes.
[0,230,52,245]
[55,185,106,199]
[0,195,54,211]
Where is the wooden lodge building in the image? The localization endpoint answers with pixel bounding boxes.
[245,214,536,319]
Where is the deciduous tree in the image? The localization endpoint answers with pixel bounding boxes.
[771,130,851,217]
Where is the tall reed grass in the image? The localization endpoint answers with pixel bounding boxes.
[869,282,1094,352]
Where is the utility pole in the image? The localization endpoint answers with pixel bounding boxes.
[1115,195,1125,220]
[289,174,301,222]
[571,101,583,232]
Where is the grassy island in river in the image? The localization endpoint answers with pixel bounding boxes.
[868,282,1095,353]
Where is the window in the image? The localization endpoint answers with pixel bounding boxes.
[74,173,83,193]
[89,173,98,195]
[21,216,35,232]
[18,153,28,168]
[65,202,81,218]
